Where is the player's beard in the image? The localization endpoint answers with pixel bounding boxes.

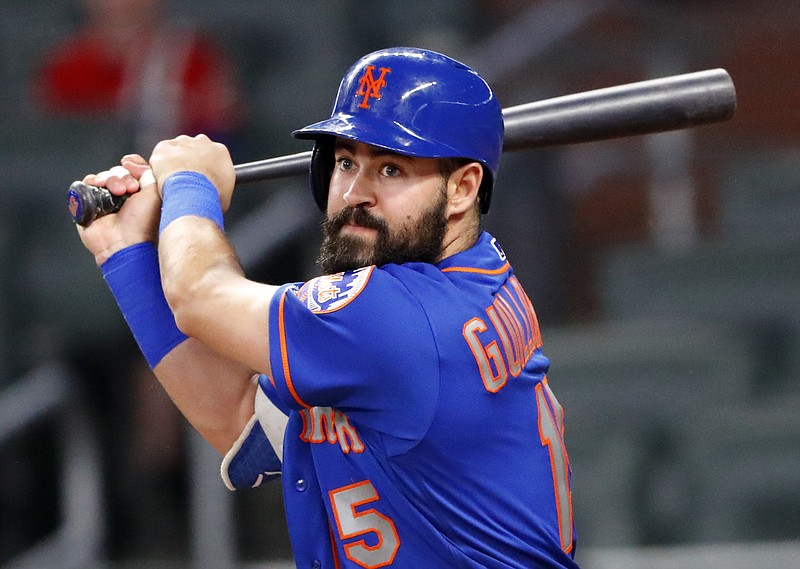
[317,186,448,274]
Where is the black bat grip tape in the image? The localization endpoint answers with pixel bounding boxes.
[67,181,127,227]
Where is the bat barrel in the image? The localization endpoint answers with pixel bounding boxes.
[234,150,312,184]
[501,68,736,151]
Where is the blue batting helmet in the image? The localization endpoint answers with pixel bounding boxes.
[292,47,504,214]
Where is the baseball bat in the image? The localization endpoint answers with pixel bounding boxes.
[68,68,735,226]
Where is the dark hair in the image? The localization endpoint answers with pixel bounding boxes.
[437,157,472,179]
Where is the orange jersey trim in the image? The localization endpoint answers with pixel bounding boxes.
[278,292,312,409]
[440,261,510,275]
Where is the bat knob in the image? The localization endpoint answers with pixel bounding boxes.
[68,181,127,226]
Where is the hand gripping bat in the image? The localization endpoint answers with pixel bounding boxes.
[68,68,735,226]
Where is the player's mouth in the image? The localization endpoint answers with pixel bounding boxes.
[341,221,377,236]
[331,206,387,236]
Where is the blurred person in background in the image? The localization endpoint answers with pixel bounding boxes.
[34,0,243,153]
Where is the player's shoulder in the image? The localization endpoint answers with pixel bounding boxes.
[282,263,434,316]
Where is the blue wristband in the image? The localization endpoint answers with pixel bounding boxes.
[159,171,224,234]
[101,242,189,368]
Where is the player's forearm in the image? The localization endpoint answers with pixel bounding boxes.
[100,225,262,455]
[101,242,189,368]
[159,215,276,375]
[154,337,259,455]
[159,215,242,337]
[99,239,259,453]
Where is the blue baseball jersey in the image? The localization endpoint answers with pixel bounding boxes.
[222,232,579,568]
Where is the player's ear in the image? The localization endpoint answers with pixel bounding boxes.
[446,161,483,217]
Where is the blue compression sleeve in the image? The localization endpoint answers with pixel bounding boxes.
[101,242,188,368]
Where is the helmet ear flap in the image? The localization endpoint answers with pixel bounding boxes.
[478,168,494,215]
[310,136,335,211]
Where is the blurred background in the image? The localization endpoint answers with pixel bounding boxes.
[1,0,798,568]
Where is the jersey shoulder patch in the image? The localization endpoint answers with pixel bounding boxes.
[293,266,375,314]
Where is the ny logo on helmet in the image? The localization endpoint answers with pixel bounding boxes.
[355,65,391,109]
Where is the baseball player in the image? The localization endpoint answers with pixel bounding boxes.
[76,47,580,568]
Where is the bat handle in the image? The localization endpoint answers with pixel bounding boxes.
[67,181,127,227]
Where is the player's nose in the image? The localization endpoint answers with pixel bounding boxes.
[342,171,376,209]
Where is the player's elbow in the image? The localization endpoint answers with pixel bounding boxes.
[163,271,218,338]
[169,301,201,339]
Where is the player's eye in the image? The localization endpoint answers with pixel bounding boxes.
[335,157,354,171]
[381,164,401,177]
